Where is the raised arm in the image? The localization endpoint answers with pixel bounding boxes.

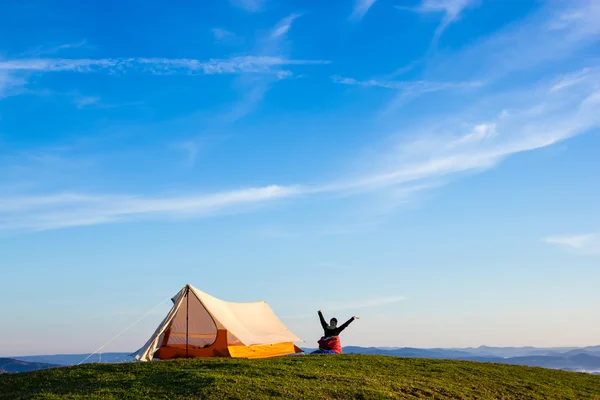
[318,310,328,330]
[337,316,356,333]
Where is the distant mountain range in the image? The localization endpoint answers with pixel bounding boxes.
[0,358,59,374]
[306,345,600,374]
[6,345,600,374]
[14,352,135,366]
[341,345,600,358]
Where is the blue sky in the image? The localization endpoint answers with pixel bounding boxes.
[1,0,599,356]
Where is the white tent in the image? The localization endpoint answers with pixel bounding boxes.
[133,284,303,361]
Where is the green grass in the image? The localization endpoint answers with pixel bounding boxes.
[1,355,600,399]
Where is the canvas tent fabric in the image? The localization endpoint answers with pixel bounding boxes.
[133,284,303,361]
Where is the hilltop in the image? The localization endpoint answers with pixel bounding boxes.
[1,355,600,399]
[13,344,600,373]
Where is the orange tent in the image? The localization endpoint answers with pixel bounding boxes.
[133,284,303,361]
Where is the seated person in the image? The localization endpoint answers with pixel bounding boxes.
[311,310,359,354]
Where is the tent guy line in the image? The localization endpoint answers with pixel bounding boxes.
[77,296,172,365]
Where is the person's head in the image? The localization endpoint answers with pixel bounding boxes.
[329,318,338,327]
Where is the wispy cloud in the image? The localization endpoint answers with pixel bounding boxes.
[326,67,600,195]
[0,185,301,232]
[67,92,143,110]
[545,234,600,255]
[428,0,600,82]
[331,75,482,103]
[73,95,100,109]
[4,2,600,234]
[0,56,328,76]
[451,123,496,146]
[229,0,265,13]
[211,28,236,43]
[3,67,600,233]
[221,13,304,123]
[396,0,477,43]
[397,0,476,43]
[20,39,90,57]
[53,39,89,52]
[549,68,593,93]
[173,140,200,167]
[271,13,301,39]
[0,55,326,105]
[384,1,599,112]
[217,80,274,123]
[0,71,27,99]
[331,75,482,90]
[350,0,378,21]
[547,1,600,34]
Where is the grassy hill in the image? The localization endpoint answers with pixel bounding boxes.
[1,355,600,399]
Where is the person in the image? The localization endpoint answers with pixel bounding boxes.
[311,309,359,354]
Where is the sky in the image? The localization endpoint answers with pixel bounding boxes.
[1,0,599,356]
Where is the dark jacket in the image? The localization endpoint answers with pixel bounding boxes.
[318,311,355,337]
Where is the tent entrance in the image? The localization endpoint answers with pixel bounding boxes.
[158,286,218,356]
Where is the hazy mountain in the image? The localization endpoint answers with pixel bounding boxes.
[451,345,578,358]
[562,346,600,357]
[0,358,59,373]
[343,346,474,359]
[15,352,134,366]
[460,353,600,371]
[307,345,600,373]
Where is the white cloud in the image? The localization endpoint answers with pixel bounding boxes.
[545,234,600,255]
[0,58,119,72]
[0,71,27,99]
[0,185,301,232]
[0,55,327,105]
[271,13,301,39]
[229,0,265,12]
[218,82,272,123]
[451,123,496,146]
[331,75,482,90]
[74,95,100,109]
[5,2,600,234]
[384,1,600,113]
[429,1,600,82]
[0,56,329,76]
[219,13,303,123]
[21,39,89,57]
[211,28,236,43]
[326,68,600,194]
[549,68,592,93]
[3,67,600,233]
[547,2,600,34]
[173,140,200,167]
[331,75,482,103]
[17,40,90,60]
[397,0,476,42]
[350,0,378,21]
[54,39,88,52]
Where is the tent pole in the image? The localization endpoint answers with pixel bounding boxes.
[186,285,189,358]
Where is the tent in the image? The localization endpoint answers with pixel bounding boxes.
[133,284,303,361]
